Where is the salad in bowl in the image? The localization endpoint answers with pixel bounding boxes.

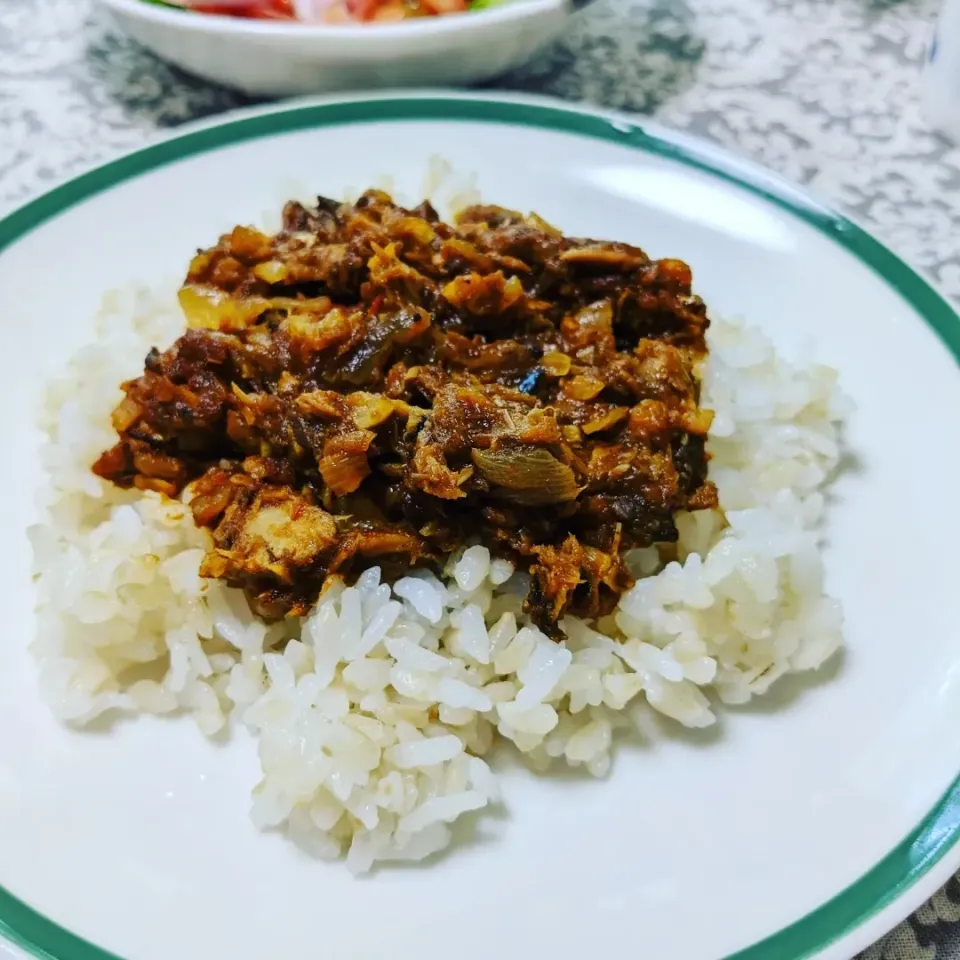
[142,0,497,24]
[104,0,571,94]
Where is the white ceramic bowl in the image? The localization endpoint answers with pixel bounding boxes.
[98,0,573,96]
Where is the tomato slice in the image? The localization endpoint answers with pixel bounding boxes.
[419,0,466,13]
[344,0,379,21]
[189,0,297,18]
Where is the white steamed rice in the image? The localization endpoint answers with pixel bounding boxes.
[29,283,850,872]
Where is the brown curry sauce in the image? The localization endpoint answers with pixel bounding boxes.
[93,191,717,633]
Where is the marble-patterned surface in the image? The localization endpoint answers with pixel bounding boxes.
[1,0,959,956]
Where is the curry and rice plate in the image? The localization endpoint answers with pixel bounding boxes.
[30,190,847,871]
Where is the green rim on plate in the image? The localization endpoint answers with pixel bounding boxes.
[1,95,958,960]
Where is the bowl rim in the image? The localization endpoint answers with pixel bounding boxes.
[98,0,567,38]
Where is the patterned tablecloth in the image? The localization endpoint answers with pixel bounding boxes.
[1,0,959,956]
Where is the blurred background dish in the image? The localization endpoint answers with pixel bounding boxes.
[98,0,574,95]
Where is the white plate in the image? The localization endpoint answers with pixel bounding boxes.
[98,0,572,96]
[1,91,960,960]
